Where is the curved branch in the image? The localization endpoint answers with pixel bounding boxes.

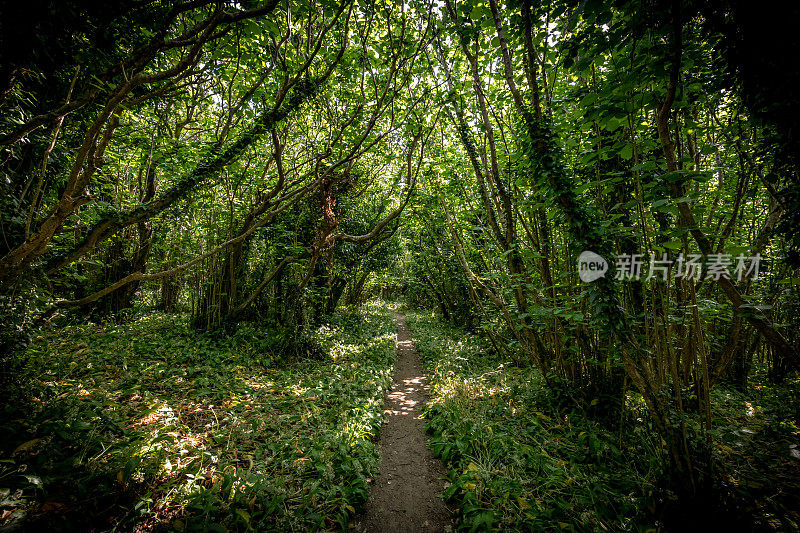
[39,75,326,277]
[51,179,316,309]
[335,128,425,244]
[230,256,296,318]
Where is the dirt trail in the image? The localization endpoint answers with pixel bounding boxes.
[355,312,454,532]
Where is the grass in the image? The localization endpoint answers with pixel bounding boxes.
[705,379,800,531]
[405,310,658,532]
[0,301,397,531]
[3,302,797,531]
[406,310,800,532]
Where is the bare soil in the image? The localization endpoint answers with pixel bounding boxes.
[354,312,454,532]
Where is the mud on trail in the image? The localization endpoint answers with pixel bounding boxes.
[355,312,454,532]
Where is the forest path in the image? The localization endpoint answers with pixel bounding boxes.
[354,312,454,532]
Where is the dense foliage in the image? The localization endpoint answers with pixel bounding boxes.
[408,309,799,531]
[1,303,396,530]
[1,0,798,530]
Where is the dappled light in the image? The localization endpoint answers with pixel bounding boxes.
[1,304,398,531]
[1,0,800,531]
[384,376,427,417]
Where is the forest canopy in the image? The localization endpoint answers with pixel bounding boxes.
[1,0,799,531]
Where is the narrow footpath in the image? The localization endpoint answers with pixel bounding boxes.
[355,312,454,532]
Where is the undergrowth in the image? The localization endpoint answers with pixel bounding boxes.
[0,301,396,531]
[407,311,800,532]
[407,311,662,532]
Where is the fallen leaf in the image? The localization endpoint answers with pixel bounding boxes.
[12,438,42,455]
[41,501,66,513]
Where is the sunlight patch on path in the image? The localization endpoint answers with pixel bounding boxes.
[355,312,453,532]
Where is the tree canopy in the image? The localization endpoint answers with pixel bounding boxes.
[1,0,799,530]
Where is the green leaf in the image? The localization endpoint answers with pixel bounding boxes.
[580,93,599,107]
